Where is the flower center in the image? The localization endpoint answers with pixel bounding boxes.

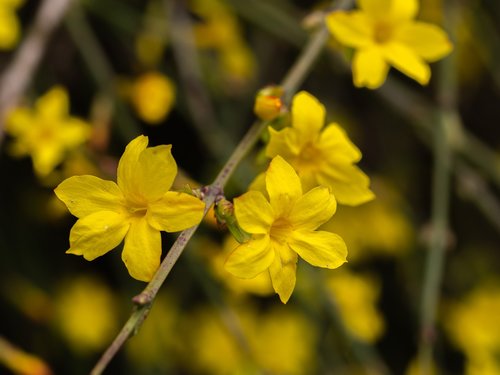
[374,22,393,44]
[296,142,322,172]
[126,199,148,218]
[270,217,292,243]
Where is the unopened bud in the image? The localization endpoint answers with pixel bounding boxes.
[254,86,285,121]
[214,198,251,243]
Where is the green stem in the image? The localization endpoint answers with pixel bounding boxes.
[89,3,344,371]
[418,3,456,372]
[65,3,141,142]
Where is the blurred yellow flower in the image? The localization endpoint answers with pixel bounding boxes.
[0,0,24,49]
[266,91,374,206]
[130,72,175,124]
[54,135,205,281]
[326,0,453,88]
[225,156,347,303]
[185,305,317,374]
[53,276,118,354]
[249,307,317,374]
[321,177,414,261]
[5,86,92,177]
[0,336,52,375]
[190,0,255,86]
[327,270,385,343]
[444,281,500,374]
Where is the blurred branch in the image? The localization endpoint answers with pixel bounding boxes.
[90,2,354,373]
[227,0,308,47]
[0,0,74,148]
[64,3,140,142]
[456,161,500,233]
[418,2,457,372]
[166,0,234,162]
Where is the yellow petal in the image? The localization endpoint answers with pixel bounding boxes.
[122,218,161,282]
[394,22,453,62]
[289,186,337,230]
[266,156,302,216]
[290,230,347,269]
[5,108,32,136]
[36,86,68,119]
[326,11,374,48]
[352,47,390,89]
[55,175,124,218]
[31,144,63,176]
[0,9,20,49]
[137,145,177,201]
[117,135,148,199]
[147,191,205,232]
[318,164,375,206]
[59,118,92,148]
[268,243,297,304]
[225,235,274,278]
[318,123,362,163]
[67,211,129,260]
[382,42,430,85]
[248,172,267,196]
[388,0,418,20]
[234,190,274,234]
[358,0,391,17]
[265,127,296,159]
[291,91,325,139]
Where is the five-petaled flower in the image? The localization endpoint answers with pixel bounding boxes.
[225,155,347,303]
[266,91,374,206]
[326,0,453,89]
[54,135,205,282]
[6,86,92,177]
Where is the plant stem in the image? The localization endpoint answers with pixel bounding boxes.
[89,2,348,371]
[0,0,74,148]
[418,2,456,372]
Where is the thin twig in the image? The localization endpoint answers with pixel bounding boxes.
[166,0,235,162]
[0,0,75,147]
[89,3,350,371]
[418,2,457,372]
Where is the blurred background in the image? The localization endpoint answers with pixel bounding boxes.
[1,0,500,374]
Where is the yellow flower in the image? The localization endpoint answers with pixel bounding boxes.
[225,155,347,303]
[6,86,92,177]
[0,0,24,49]
[326,0,453,88]
[54,276,118,354]
[54,135,205,281]
[130,72,175,124]
[266,91,374,206]
[444,281,500,362]
[326,270,384,343]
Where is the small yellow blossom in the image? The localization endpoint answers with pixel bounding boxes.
[54,276,118,354]
[266,91,374,206]
[6,86,92,177]
[321,177,414,261]
[253,85,284,121]
[0,0,24,49]
[444,281,500,373]
[225,155,347,303]
[130,72,175,124]
[326,0,453,88]
[327,270,384,343]
[54,135,205,281]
